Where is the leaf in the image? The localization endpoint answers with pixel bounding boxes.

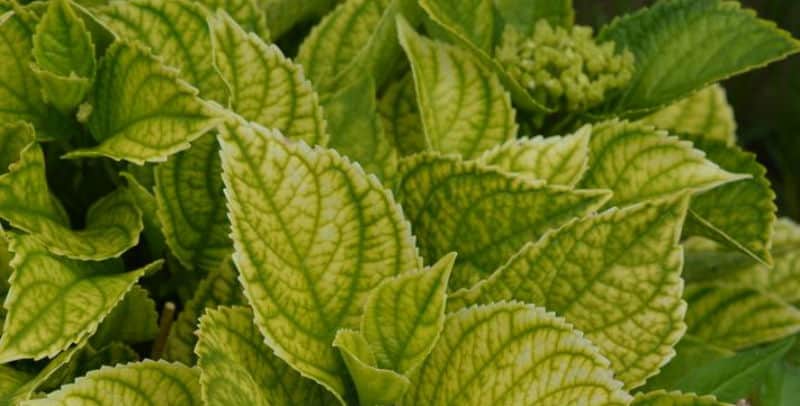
[668,337,795,403]
[196,306,334,406]
[684,283,800,350]
[683,134,776,266]
[450,195,690,388]
[164,260,244,365]
[31,0,95,113]
[196,0,270,40]
[220,119,421,402]
[641,85,737,146]
[0,121,34,173]
[90,286,158,347]
[397,18,517,159]
[261,0,339,39]
[395,153,610,291]
[333,329,411,406]
[641,335,734,392]
[597,0,800,115]
[631,391,730,406]
[0,6,74,140]
[493,0,574,32]
[24,360,202,406]
[363,253,455,373]
[0,234,162,363]
[322,75,396,179]
[0,143,143,261]
[209,11,327,146]
[0,343,85,404]
[64,40,222,164]
[378,75,425,156]
[579,119,747,207]
[478,125,590,186]
[400,302,631,405]
[759,361,800,406]
[296,0,421,92]
[120,172,167,258]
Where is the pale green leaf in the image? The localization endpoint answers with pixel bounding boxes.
[196,306,335,406]
[209,11,328,146]
[684,283,800,350]
[262,0,338,39]
[120,172,167,258]
[0,121,34,173]
[598,0,800,115]
[296,0,421,92]
[398,18,517,159]
[0,143,143,261]
[164,260,244,365]
[363,253,455,373]
[0,343,85,404]
[478,125,590,186]
[322,75,396,179]
[683,134,776,266]
[378,75,425,156]
[580,119,747,207]
[395,153,610,291]
[197,0,270,40]
[0,234,162,363]
[493,0,574,32]
[401,302,631,405]
[91,286,158,347]
[333,329,411,406]
[221,119,420,402]
[450,195,689,388]
[0,6,74,140]
[64,40,222,164]
[32,0,95,113]
[24,360,202,406]
[641,85,736,146]
[631,391,730,406]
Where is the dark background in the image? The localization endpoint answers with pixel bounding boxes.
[576,0,800,221]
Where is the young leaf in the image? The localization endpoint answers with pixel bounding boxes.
[667,337,795,403]
[196,306,335,406]
[493,0,574,32]
[401,302,631,405]
[220,120,420,401]
[397,18,517,159]
[395,153,610,291]
[164,260,244,365]
[25,360,202,406]
[196,0,270,40]
[685,283,800,350]
[209,11,328,146]
[90,286,158,347]
[683,134,776,266]
[641,85,737,146]
[598,0,800,115]
[362,253,455,373]
[478,125,591,186]
[450,195,690,388]
[32,0,95,113]
[322,75,397,179]
[631,391,729,406]
[64,40,222,164]
[0,234,162,363]
[580,120,747,207]
[378,75,426,156]
[333,329,411,406]
[0,143,143,261]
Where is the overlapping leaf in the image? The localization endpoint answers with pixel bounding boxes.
[398,18,517,159]
[631,391,729,406]
[220,120,420,401]
[91,285,158,347]
[197,0,270,40]
[0,344,85,404]
[0,234,161,363]
[641,335,734,392]
[400,302,631,405]
[641,85,736,145]
[261,0,339,39]
[478,125,590,186]
[598,0,800,114]
[164,260,244,365]
[25,360,202,406]
[196,306,334,406]
[378,75,425,156]
[580,120,746,207]
[493,0,574,32]
[395,153,609,290]
[450,195,689,388]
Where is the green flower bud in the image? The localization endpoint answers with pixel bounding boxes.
[496,20,635,112]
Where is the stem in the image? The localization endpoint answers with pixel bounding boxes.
[151,301,176,359]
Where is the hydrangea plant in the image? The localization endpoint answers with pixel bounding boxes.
[0,0,798,405]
